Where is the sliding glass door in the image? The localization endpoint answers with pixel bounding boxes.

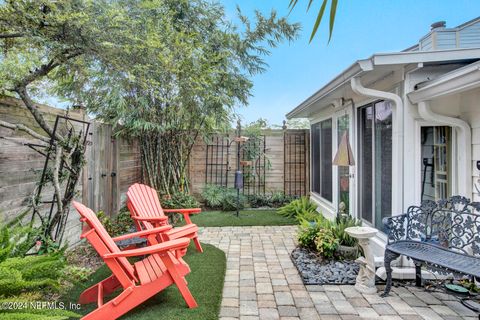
[358,101,393,228]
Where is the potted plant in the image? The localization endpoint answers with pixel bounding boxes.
[334,215,361,259]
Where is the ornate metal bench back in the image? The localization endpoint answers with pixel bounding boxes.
[385,196,480,253]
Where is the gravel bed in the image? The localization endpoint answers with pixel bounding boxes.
[291,247,359,285]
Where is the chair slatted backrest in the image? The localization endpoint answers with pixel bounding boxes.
[72,201,137,283]
[127,183,166,230]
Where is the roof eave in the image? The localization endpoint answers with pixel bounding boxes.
[287,48,480,120]
[408,61,480,103]
[286,59,372,119]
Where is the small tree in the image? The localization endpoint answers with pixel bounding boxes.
[0,0,141,243]
[68,1,301,196]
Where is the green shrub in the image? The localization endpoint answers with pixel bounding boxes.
[278,197,317,220]
[202,185,246,211]
[334,216,361,247]
[201,185,225,209]
[61,265,93,283]
[297,215,332,249]
[0,223,43,259]
[221,190,246,211]
[162,192,199,209]
[247,194,271,208]
[270,191,295,208]
[97,208,134,237]
[315,228,339,259]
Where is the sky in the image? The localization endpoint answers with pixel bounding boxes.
[221,0,480,126]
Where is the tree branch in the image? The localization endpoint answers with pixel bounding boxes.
[14,86,63,141]
[0,119,50,142]
[0,33,23,39]
[52,145,64,218]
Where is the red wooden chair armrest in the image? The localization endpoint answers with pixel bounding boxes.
[103,238,190,258]
[163,208,202,214]
[163,208,201,225]
[131,216,169,222]
[112,225,173,241]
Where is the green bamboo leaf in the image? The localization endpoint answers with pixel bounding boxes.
[328,0,338,43]
[307,0,315,11]
[309,0,328,43]
[288,0,299,14]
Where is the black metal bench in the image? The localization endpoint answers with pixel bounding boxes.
[382,196,480,297]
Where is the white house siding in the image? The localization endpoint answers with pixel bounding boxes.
[436,31,457,49]
[458,88,480,202]
[459,22,480,48]
[419,35,433,51]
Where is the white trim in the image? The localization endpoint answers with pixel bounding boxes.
[416,101,472,197]
[287,48,480,119]
[413,121,458,204]
[310,192,336,219]
[408,62,480,103]
[351,78,404,216]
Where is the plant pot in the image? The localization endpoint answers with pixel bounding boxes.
[337,245,357,259]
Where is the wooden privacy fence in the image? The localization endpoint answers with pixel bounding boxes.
[0,97,141,246]
[189,129,310,197]
[0,97,309,246]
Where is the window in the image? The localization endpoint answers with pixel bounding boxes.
[337,114,350,214]
[311,123,320,193]
[311,119,332,201]
[358,101,392,228]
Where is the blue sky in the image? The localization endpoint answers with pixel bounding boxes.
[221,0,480,126]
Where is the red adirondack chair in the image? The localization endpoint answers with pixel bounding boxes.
[72,201,198,320]
[127,183,203,253]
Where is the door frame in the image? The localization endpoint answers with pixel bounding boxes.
[414,121,457,204]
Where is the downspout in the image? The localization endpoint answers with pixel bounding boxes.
[417,101,472,196]
[351,77,404,215]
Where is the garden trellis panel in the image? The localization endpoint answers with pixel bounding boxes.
[205,136,230,188]
[284,130,309,197]
[194,129,309,197]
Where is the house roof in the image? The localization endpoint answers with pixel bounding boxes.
[408,60,480,103]
[286,48,480,119]
[405,16,480,52]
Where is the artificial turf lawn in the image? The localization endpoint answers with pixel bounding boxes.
[63,242,226,320]
[188,209,296,227]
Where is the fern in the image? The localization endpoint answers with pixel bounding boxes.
[277,197,318,220]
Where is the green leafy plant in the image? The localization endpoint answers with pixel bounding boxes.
[202,185,246,211]
[315,227,339,259]
[278,197,317,220]
[221,190,246,212]
[0,253,66,296]
[97,208,134,237]
[297,215,332,249]
[201,185,225,209]
[162,192,199,209]
[334,215,361,247]
[270,191,296,208]
[247,194,271,208]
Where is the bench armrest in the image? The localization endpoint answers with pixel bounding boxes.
[383,214,408,244]
[112,225,173,242]
[104,238,190,258]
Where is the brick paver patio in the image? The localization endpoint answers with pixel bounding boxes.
[199,226,478,320]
